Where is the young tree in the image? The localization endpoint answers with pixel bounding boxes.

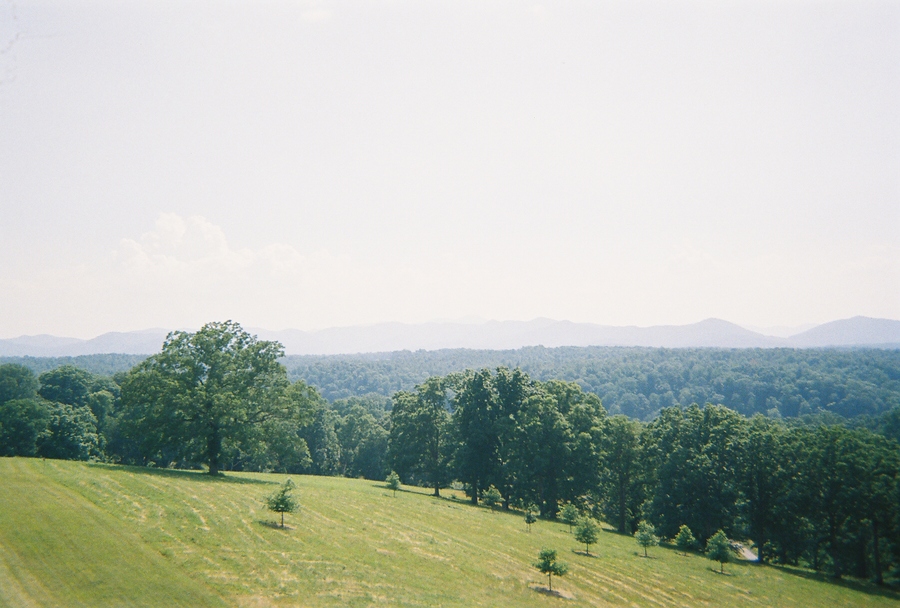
[482,485,502,511]
[534,549,568,592]
[706,529,734,573]
[386,470,401,497]
[266,479,299,528]
[525,507,538,532]
[559,503,580,533]
[574,517,601,555]
[636,520,659,557]
[674,524,696,556]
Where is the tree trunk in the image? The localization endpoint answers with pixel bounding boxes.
[873,520,883,585]
[433,480,440,497]
[830,529,842,579]
[756,531,766,564]
[281,511,284,527]
[546,472,559,518]
[857,533,868,579]
[548,574,552,591]
[207,427,221,476]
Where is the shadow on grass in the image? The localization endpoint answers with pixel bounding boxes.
[707,567,734,576]
[369,483,469,502]
[529,584,575,600]
[571,549,598,558]
[769,564,900,601]
[369,484,432,498]
[88,462,273,485]
[257,520,295,530]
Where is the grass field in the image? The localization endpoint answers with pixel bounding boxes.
[1,458,898,607]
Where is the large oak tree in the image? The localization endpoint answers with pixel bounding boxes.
[119,321,307,475]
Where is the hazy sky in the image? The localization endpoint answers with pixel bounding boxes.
[1,0,898,338]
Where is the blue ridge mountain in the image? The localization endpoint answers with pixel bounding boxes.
[786,316,900,347]
[0,329,169,357]
[1,317,897,356]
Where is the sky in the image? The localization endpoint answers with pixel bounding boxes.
[0,0,898,339]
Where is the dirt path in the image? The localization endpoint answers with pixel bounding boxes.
[735,543,757,561]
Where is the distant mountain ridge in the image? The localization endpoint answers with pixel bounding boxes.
[1,316,898,357]
[0,329,171,357]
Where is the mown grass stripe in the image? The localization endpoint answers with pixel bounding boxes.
[2,458,898,607]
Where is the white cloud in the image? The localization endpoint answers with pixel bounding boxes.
[113,213,357,287]
[116,213,254,270]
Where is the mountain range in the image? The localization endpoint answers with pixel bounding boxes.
[1,316,898,357]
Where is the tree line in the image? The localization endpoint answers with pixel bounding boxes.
[385,366,900,583]
[1,322,898,584]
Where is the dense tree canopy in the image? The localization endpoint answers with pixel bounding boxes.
[0,362,102,461]
[118,321,314,475]
[598,415,645,533]
[0,363,40,405]
[0,364,46,456]
[0,398,49,456]
[282,347,900,421]
[645,404,745,541]
[38,365,96,409]
[388,377,451,496]
[36,402,101,461]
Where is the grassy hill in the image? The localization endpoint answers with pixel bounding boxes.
[1,459,897,607]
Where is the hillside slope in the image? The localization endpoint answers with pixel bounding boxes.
[1,459,897,607]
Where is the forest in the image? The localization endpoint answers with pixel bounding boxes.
[1,323,899,584]
[5,346,898,423]
[282,346,900,421]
